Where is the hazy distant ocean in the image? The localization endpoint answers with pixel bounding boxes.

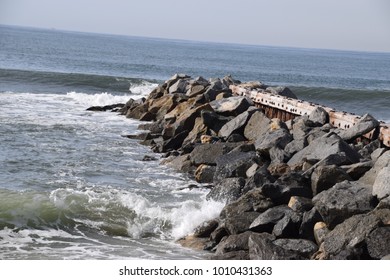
[0,25,389,259]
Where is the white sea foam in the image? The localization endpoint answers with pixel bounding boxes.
[66,91,132,107]
[130,81,158,97]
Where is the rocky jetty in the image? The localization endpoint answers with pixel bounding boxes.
[114,74,390,260]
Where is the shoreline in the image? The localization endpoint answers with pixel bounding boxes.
[93,73,390,260]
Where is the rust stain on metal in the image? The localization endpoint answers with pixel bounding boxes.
[230,84,390,147]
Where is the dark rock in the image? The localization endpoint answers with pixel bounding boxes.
[141,155,157,161]
[210,96,253,116]
[226,134,246,142]
[248,233,304,260]
[288,132,361,166]
[215,231,253,255]
[311,165,352,196]
[138,120,164,134]
[86,103,124,112]
[265,86,297,99]
[225,212,260,235]
[213,151,257,182]
[317,212,381,259]
[249,205,301,237]
[220,188,274,219]
[273,238,318,259]
[284,138,308,156]
[195,164,216,183]
[168,79,189,94]
[181,117,209,147]
[210,250,249,260]
[366,227,390,259]
[358,140,381,159]
[193,219,219,238]
[288,196,313,213]
[261,172,312,204]
[255,129,292,154]
[126,103,149,119]
[313,180,376,228]
[200,110,231,134]
[243,110,271,141]
[162,130,189,152]
[340,161,373,180]
[372,166,390,200]
[210,226,228,244]
[164,154,193,173]
[338,114,380,142]
[308,107,329,126]
[190,143,238,166]
[299,208,323,242]
[206,177,246,203]
[269,146,290,164]
[218,107,259,139]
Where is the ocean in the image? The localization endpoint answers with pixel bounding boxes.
[0,25,389,259]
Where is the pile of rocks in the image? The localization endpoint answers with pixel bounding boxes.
[117,74,390,260]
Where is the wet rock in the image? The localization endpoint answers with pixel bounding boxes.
[193,219,219,238]
[214,231,253,255]
[195,164,216,183]
[220,188,274,219]
[366,227,390,259]
[162,130,189,152]
[338,114,380,142]
[164,154,193,173]
[372,166,390,200]
[176,235,208,250]
[141,155,158,161]
[288,132,361,166]
[210,96,253,116]
[225,212,260,234]
[86,103,125,112]
[243,110,271,141]
[311,165,352,196]
[248,233,304,260]
[190,142,237,166]
[218,107,259,139]
[210,226,228,245]
[206,177,246,203]
[213,151,257,182]
[313,180,376,228]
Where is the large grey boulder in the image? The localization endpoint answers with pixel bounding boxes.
[265,86,297,99]
[218,107,259,139]
[372,166,390,199]
[273,238,318,259]
[213,151,258,182]
[287,132,360,166]
[210,96,253,116]
[255,128,292,154]
[359,150,390,186]
[214,231,253,256]
[308,107,329,126]
[311,165,352,195]
[366,227,390,259]
[313,181,376,228]
[243,111,271,141]
[338,113,380,142]
[190,142,238,166]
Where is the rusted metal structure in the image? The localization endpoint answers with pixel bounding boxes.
[230,84,390,148]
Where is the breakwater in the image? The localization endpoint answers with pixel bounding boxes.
[92,74,390,260]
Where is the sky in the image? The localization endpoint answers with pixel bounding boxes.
[1,0,389,52]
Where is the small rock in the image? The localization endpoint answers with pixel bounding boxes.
[366,227,390,259]
[195,164,216,183]
[288,196,313,212]
[313,222,330,245]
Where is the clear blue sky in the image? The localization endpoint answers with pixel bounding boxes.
[1,0,389,52]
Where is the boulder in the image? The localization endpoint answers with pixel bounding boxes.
[288,196,313,213]
[225,212,260,234]
[210,250,249,260]
[265,86,297,99]
[313,222,330,245]
[249,205,301,237]
[165,73,190,89]
[243,111,271,141]
[210,96,253,116]
[311,165,352,195]
[86,103,124,112]
[340,161,373,180]
[164,154,193,173]
[200,110,231,133]
[308,107,329,126]
[358,140,381,159]
[218,107,259,139]
[287,132,361,166]
[215,231,253,255]
[255,128,292,154]
[366,227,390,259]
[193,219,219,238]
[190,142,238,166]
[299,208,323,242]
[284,138,308,156]
[220,188,274,219]
[248,233,304,260]
[206,177,246,203]
[317,212,382,259]
[213,151,257,182]
[372,166,390,200]
[338,114,380,142]
[195,164,216,183]
[313,180,376,228]
[273,238,318,259]
[186,84,206,98]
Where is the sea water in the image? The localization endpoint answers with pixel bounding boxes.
[0,25,389,259]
